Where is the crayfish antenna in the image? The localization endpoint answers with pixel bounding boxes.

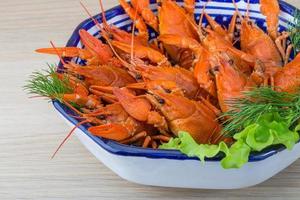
[63,100,85,116]
[232,0,244,20]
[80,1,132,69]
[48,42,78,74]
[98,0,109,30]
[246,0,251,19]
[99,0,138,66]
[51,119,88,159]
[50,41,67,66]
[80,1,105,33]
[130,6,139,65]
[51,100,90,159]
[98,0,139,69]
[198,0,210,29]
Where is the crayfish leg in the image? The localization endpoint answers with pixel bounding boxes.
[120,131,147,144]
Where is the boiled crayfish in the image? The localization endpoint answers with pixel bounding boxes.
[29,0,300,156]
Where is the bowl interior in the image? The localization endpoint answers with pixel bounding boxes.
[54,0,298,162]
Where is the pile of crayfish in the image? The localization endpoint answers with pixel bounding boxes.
[35,0,300,152]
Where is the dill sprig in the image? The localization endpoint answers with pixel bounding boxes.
[24,64,72,102]
[221,87,300,136]
[289,10,300,54]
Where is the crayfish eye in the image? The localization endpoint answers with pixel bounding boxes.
[77,75,85,80]
[97,114,106,120]
[209,68,214,76]
[164,89,172,94]
[158,98,166,105]
[135,74,142,80]
[108,34,114,40]
[247,21,252,26]
[209,66,220,76]
[228,59,234,65]
[170,59,177,66]
[214,66,220,71]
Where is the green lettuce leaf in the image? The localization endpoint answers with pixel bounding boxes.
[295,124,300,132]
[160,132,249,169]
[221,140,251,169]
[160,137,181,150]
[160,132,229,162]
[234,113,299,151]
[160,112,299,169]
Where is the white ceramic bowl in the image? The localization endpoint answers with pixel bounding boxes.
[53,0,300,189]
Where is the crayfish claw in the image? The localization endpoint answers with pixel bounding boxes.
[88,123,131,141]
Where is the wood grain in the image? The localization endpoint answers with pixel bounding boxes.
[0,0,299,199]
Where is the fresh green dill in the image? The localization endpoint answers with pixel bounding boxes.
[289,10,300,54]
[24,64,72,102]
[221,87,300,136]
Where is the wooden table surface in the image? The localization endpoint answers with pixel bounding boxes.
[1,0,300,199]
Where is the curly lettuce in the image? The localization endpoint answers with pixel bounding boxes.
[160,112,299,169]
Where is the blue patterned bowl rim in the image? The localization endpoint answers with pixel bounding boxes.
[53,0,299,162]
